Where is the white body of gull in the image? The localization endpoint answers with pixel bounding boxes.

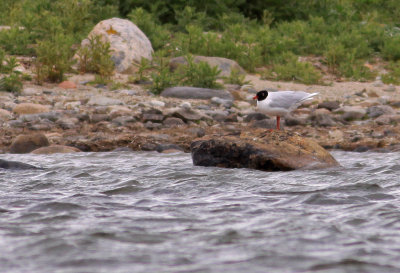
[253,90,318,130]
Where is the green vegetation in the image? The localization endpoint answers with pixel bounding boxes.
[2,0,400,88]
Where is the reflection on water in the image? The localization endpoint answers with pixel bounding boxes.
[1,151,400,273]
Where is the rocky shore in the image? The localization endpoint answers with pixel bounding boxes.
[1,73,400,156]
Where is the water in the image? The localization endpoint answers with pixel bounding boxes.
[1,151,400,273]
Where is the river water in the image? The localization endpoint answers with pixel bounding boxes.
[1,151,400,273]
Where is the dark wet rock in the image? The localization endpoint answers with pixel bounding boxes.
[163,117,185,127]
[0,159,41,170]
[169,56,245,77]
[354,146,370,153]
[317,101,340,111]
[367,105,395,118]
[244,113,269,122]
[31,145,81,154]
[77,113,90,122]
[191,131,340,171]
[112,147,133,152]
[9,133,50,154]
[140,143,158,151]
[156,143,184,153]
[161,86,233,100]
[224,113,238,122]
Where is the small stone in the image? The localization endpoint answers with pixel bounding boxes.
[13,103,50,115]
[58,81,77,89]
[211,97,234,108]
[367,105,395,118]
[149,100,165,108]
[87,96,123,106]
[21,87,41,96]
[9,133,50,154]
[244,113,269,122]
[0,109,12,120]
[163,117,185,127]
[90,114,110,123]
[57,117,79,129]
[384,84,396,92]
[317,101,340,111]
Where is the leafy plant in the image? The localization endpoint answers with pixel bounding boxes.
[177,55,222,89]
[0,71,23,93]
[223,68,250,86]
[382,61,400,84]
[2,56,19,74]
[150,51,178,94]
[131,57,153,83]
[76,35,114,82]
[35,33,75,82]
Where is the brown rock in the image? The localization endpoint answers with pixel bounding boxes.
[58,81,77,89]
[13,103,50,115]
[9,133,50,154]
[191,130,340,171]
[31,145,81,154]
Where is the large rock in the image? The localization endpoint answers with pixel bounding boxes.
[191,130,340,171]
[13,103,50,115]
[161,87,233,100]
[31,145,81,154]
[170,56,246,77]
[367,105,395,118]
[0,159,41,170]
[81,18,153,73]
[9,133,50,154]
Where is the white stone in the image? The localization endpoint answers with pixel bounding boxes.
[149,100,165,108]
[87,96,123,106]
[81,18,153,73]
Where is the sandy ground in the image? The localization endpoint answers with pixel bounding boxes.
[246,74,400,102]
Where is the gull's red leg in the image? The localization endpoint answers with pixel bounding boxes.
[276,116,280,130]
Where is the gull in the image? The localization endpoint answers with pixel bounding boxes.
[253,90,318,130]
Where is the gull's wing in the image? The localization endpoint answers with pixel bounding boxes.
[268,91,318,109]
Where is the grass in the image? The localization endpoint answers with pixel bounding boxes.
[1,0,400,88]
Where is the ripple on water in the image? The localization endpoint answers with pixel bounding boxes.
[0,151,400,272]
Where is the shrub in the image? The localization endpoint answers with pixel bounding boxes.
[382,61,400,84]
[0,27,34,55]
[149,51,178,94]
[35,33,75,82]
[76,35,114,82]
[177,55,222,89]
[382,35,400,61]
[0,71,23,93]
[223,68,250,86]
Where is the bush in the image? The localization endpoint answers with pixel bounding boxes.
[35,33,75,82]
[177,55,222,89]
[0,71,23,93]
[76,35,114,82]
[382,36,400,61]
[382,61,400,84]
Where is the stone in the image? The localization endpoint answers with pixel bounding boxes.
[87,96,123,106]
[284,115,307,126]
[188,127,206,138]
[0,159,41,170]
[0,109,12,120]
[9,133,50,154]
[169,56,245,77]
[244,113,269,122]
[317,101,340,111]
[80,18,153,73]
[13,103,50,115]
[31,145,81,154]
[90,114,110,123]
[310,108,336,127]
[172,108,202,122]
[142,113,164,123]
[191,131,340,171]
[156,144,184,153]
[211,97,234,108]
[334,106,366,121]
[367,105,395,118]
[58,81,77,89]
[235,101,252,110]
[21,87,41,96]
[250,118,277,129]
[112,116,136,126]
[163,117,185,127]
[384,84,396,92]
[161,86,233,100]
[149,100,166,108]
[57,117,79,129]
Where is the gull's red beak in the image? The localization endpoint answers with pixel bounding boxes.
[253,95,258,100]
